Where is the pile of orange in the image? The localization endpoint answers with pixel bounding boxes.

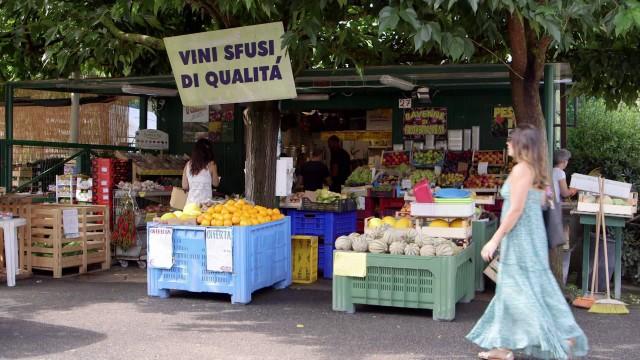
[196,199,284,227]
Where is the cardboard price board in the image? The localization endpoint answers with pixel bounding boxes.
[403,107,447,139]
[205,227,233,272]
[164,22,297,106]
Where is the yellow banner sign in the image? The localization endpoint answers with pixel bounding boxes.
[164,22,297,106]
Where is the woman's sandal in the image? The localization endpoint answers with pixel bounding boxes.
[478,349,514,360]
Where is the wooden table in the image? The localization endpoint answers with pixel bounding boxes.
[571,211,629,300]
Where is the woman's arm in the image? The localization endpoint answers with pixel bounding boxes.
[481,163,534,261]
[209,162,221,187]
[181,164,189,190]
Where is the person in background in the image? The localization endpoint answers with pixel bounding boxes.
[296,148,331,191]
[553,148,578,286]
[553,149,578,202]
[182,138,220,205]
[466,125,588,360]
[328,135,351,193]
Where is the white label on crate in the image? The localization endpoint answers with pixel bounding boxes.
[102,195,109,201]
[101,167,108,173]
[101,180,108,186]
[62,209,80,238]
[205,228,233,272]
[148,227,173,269]
[478,162,489,175]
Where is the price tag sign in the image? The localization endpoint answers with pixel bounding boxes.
[398,98,412,109]
[205,228,233,272]
[148,227,173,269]
[478,162,489,175]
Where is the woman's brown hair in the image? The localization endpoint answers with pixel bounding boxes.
[509,124,550,190]
[190,138,215,176]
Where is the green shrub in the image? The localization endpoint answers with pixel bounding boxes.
[568,98,640,284]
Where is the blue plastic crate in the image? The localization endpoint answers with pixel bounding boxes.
[290,210,356,246]
[318,244,334,279]
[147,218,292,304]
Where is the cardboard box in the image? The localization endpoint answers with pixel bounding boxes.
[576,192,638,216]
[569,174,632,199]
[410,202,475,218]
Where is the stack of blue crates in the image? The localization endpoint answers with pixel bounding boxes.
[289,210,357,278]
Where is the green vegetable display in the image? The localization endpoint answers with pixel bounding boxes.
[345,166,373,186]
[410,170,437,185]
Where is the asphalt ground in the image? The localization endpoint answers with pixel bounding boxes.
[1,268,638,360]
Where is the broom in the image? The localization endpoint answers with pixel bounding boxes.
[589,180,630,315]
[572,179,603,309]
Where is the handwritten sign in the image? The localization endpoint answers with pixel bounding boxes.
[148,227,173,269]
[164,22,297,106]
[403,107,447,140]
[205,228,233,272]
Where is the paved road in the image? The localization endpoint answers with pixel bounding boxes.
[1,269,638,360]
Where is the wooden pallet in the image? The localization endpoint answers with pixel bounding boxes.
[30,204,110,278]
[0,195,33,274]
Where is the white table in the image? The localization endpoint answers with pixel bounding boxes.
[1,218,27,287]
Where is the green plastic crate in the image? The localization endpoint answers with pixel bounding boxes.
[332,244,475,321]
[472,219,498,292]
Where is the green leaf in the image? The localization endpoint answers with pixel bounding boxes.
[613,11,633,36]
[419,24,432,42]
[463,37,475,58]
[467,0,479,12]
[449,36,465,60]
[413,34,423,51]
[434,0,446,10]
[399,7,420,29]
[337,0,347,6]
[428,22,442,44]
[378,6,400,33]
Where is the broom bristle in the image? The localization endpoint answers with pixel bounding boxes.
[572,296,595,309]
[588,299,629,315]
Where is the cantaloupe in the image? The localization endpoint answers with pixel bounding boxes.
[389,241,405,255]
[352,236,369,252]
[335,236,352,251]
[368,239,388,254]
[404,243,420,256]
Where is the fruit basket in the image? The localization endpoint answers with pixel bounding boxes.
[464,175,503,192]
[437,173,465,188]
[382,150,410,168]
[472,150,505,166]
[412,149,446,168]
[301,198,357,213]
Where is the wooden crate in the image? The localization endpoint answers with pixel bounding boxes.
[0,195,33,274]
[30,204,110,278]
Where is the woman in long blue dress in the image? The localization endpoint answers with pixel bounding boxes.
[466,125,588,359]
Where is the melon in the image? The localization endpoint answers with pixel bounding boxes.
[335,236,352,251]
[394,218,412,229]
[389,241,405,255]
[351,236,369,252]
[420,244,436,256]
[404,243,420,256]
[368,217,383,228]
[429,219,449,228]
[348,232,361,239]
[368,239,388,254]
[160,212,177,221]
[435,241,455,256]
[449,219,468,228]
[382,216,397,226]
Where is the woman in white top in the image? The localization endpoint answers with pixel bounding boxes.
[552,149,577,203]
[182,138,220,205]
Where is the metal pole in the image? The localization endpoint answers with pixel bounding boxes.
[70,72,81,173]
[139,96,148,130]
[3,84,13,190]
[543,64,555,165]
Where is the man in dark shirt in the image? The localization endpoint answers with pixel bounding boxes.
[328,135,351,192]
[296,148,331,191]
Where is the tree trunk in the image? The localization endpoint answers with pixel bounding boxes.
[244,101,280,208]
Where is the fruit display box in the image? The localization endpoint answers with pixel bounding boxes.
[332,244,475,321]
[569,173,632,199]
[410,202,476,218]
[576,192,638,216]
[147,218,292,304]
[411,149,446,168]
[301,198,357,213]
[472,150,505,166]
[464,174,503,191]
[381,150,410,167]
[419,225,472,239]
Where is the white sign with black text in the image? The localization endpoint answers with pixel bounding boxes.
[205,228,233,272]
[148,227,174,269]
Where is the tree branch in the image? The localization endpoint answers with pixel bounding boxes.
[469,38,523,80]
[185,0,239,28]
[101,16,165,50]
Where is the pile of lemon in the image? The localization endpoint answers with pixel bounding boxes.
[197,199,284,227]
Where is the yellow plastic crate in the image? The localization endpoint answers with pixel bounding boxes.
[292,235,318,284]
